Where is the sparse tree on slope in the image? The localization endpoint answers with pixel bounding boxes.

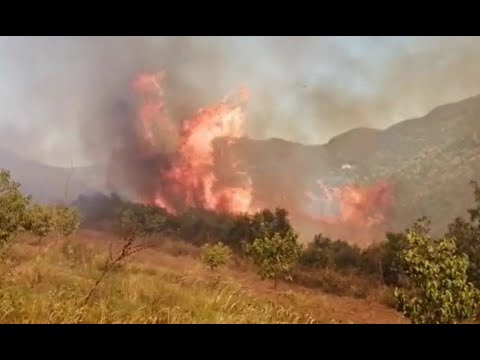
[247,230,302,289]
[119,204,166,239]
[446,180,480,288]
[0,170,31,247]
[201,242,232,271]
[395,229,479,324]
[54,206,81,237]
[24,204,56,244]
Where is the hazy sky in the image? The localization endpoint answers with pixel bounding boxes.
[1,36,480,167]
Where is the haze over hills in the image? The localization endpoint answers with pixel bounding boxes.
[228,93,480,240]
[0,149,101,203]
[2,93,480,242]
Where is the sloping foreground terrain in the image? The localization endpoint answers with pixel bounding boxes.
[0,231,406,324]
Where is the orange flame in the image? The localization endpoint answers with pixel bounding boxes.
[305,180,393,245]
[129,70,393,245]
[131,71,177,153]
[132,71,252,215]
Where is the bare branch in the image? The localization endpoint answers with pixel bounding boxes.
[83,234,147,305]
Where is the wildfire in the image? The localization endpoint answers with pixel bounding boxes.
[126,69,393,245]
[132,71,252,214]
[132,71,177,153]
[332,181,392,227]
[304,180,393,245]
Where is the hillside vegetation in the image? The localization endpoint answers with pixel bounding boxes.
[226,94,480,240]
[2,168,480,323]
[4,94,480,244]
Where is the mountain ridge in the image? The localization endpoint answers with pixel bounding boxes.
[3,93,480,243]
[0,149,100,203]
[228,93,480,241]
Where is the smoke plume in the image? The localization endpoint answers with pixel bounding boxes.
[2,36,480,243]
[2,37,480,164]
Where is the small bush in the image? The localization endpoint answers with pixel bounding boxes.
[54,206,81,237]
[201,242,232,271]
[118,204,167,238]
[380,232,407,286]
[300,234,363,272]
[446,181,480,288]
[1,169,81,250]
[247,230,302,288]
[361,217,432,286]
[159,238,199,258]
[294,268,379,299]
[175,208,232,246]
[24,204,56,243]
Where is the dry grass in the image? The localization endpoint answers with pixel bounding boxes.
[0,234,317,324]
[292,268,400,312]
[227,266,406,324]
[154,237,201,259]
[293,268,384,300]
[0,231,407,324]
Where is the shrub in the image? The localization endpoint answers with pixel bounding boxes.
[248,208,293,242]
[247,230,302,288]
[360,217,432,286]
[446,181,480,288]
[73,193,125,226]
[201,242,232,271]
[175,208,232,246]
[394,230,480,324]
[447,217,480,288]
[118,204,167,238]
[377,232,407,286]
[224,208,294,253]
[294,268,380,299]
[226,214,253,251]
[0,170,31,247]
[300,234,363,272]
[24,204,56,243]
[54,206,81,237]
[0,169,80,249]
[358,243,385,278]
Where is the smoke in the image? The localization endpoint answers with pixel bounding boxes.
[2,36,480,166]
[2,36,480,243]
[109,72,253,213]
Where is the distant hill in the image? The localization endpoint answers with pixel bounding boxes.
[226,94,480,240]
[0,149,101,204]
[3,94,480,243]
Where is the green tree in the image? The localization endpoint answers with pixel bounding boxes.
[372,231,409,286]
[446,180,480,288]
[394,230,479,324]
[447,217,480,288]
[118,204,167,240]
[250,208,293,241]
[24,204,56,244]
[360,217,432,285]
[201,242,232,271]
[0,170,31,247]
[300,234,363,272]
[54,206,81,237]
[247,230,302,289]
[226,208,294,252]
[227,213,252,252]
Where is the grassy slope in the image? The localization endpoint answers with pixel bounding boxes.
[0,231,406,324]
